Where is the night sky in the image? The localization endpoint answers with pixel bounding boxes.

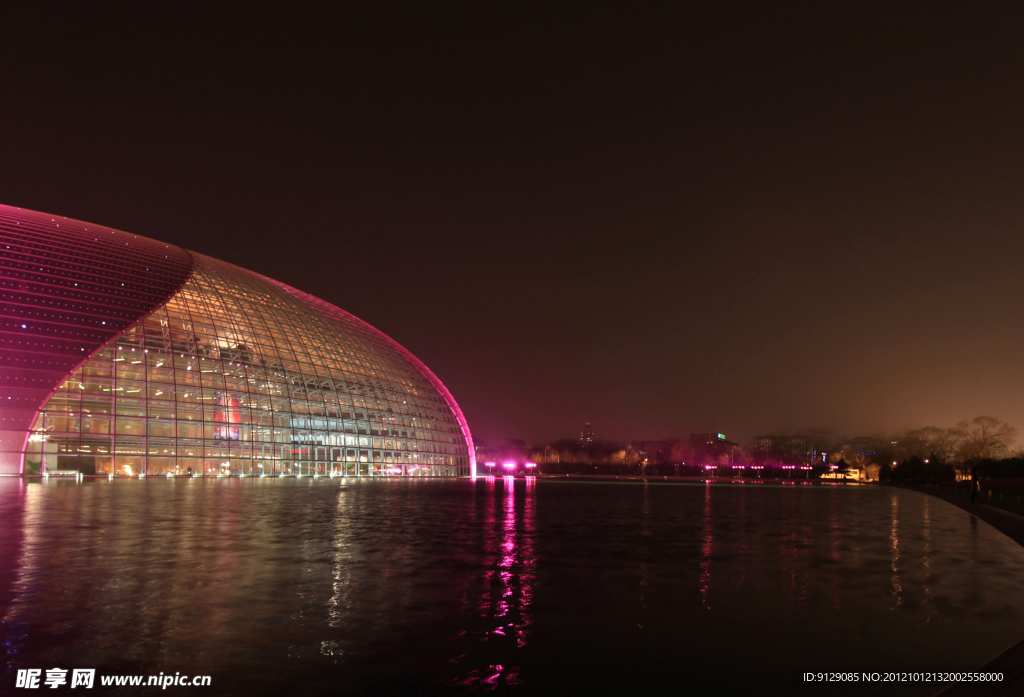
[4,4,1024,447]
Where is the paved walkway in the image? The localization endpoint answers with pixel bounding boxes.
[906,489,1024,696]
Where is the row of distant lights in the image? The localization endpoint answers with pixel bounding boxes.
[701,464,812,470]
[483,461,537,470]
[40,471,422,480]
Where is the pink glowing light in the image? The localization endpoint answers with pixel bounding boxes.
[525,462,537,468]
[485,461,496,468]
[0,206,196,475]
[502,462,516,469]
[0,203,479,478]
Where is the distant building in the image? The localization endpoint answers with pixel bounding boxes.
[753,435,811,464]
[632,440,671,464]
[1,205,473,478]
[580,422,594,444]
[844,436,881,455]
[683,432,739,466]
[689,432,736,447]
[832,436,885,481]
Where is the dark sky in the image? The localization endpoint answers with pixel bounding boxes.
[4,3,1024,447]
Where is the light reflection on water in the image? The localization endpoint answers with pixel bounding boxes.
[892,494,903,609]
[1,478,1023,695]
[700,483,713,610]
[450,475,536,689]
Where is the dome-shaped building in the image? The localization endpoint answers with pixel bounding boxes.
[0,204,475,477]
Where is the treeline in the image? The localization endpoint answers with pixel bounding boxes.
[529,438,635,465]
[881,456,1024,484]
[523,415,1020,480]
[541,462,682,477]
[537,461,837,478]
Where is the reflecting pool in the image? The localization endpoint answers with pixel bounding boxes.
[1,478,1022,695]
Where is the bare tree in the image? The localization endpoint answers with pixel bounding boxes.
[896,428,931,460]
[930,426,967,463]
[899,426,965,464]
[957,416,1017,462]
[670,439,697,464]
[610,447,641,466]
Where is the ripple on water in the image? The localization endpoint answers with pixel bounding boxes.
[0,479,1022,696]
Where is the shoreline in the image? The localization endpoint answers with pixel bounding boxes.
[539,476,1024,695]
[891,488,1024,696]
[533,473,865,485]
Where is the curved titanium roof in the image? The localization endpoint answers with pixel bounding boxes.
[0,205,193,471]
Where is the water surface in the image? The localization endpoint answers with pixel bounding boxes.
[1,478,1022,695]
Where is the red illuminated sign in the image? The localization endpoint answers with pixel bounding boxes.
[214,393,241,440]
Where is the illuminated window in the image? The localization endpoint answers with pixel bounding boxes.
[4,205,475,478]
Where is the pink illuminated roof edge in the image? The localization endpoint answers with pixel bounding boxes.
[4,203,474,477]
[258,272,477,474]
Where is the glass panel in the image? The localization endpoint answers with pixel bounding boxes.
[26,252,474,476]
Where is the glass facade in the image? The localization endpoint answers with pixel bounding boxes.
[3,206,474,477]
[0,205,193,473]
